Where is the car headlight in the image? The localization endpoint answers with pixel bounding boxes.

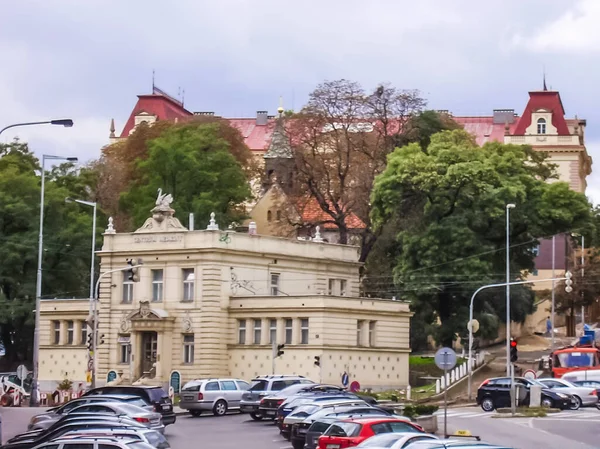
[556,393,568,399]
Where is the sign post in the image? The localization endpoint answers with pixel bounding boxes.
[16,365,28,393]
[435,347,457,438]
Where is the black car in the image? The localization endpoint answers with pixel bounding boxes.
[477,377,574,411]
[83,385,176,425]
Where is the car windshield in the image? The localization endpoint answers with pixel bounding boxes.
[182,382,202,392]
[324,422,362,437]
[116,404,148,415]
[278,384,311,396]
[356,433,404,447]
[125,398,150,408]
[147,388,169,403]
[249,380,269,391]
[554,351,596,368]
[308,420,336,433]
[292,405,320,417]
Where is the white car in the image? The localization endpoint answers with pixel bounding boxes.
[356,432,439,449]
[536,378,598,409]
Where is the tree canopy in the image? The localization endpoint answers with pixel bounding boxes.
[370,129,593,348]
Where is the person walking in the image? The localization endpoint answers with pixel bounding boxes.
[546,316,552,337]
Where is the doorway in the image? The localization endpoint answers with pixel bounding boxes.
[141,331,158,376]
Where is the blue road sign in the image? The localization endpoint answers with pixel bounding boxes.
[342,372,349,387]
[434,347,457,371]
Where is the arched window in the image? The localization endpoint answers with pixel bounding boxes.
[267,210,272,222]
[537,118,546,134]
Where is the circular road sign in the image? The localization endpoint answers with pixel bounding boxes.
[16,364,28,380]
[435,347,458,371]
[467,319,480,333]
[350,381,361,392]
[523,369,537,380]
[342,372,349,388]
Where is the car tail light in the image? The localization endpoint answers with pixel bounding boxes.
[277,399,284,406]
[478,379,490,388]
[260,398,265,405]
[591,390,597,396]
[198,392,204,400]
[134,417,150,423]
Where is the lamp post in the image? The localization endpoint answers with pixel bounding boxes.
[0,119,74,137]
[31,154,78,406]
[572,233,585,334]
[505,204,515,376]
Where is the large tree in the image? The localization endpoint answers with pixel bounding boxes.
[288,80,426,260]
[371,129,592,348]
[0,141,99,364]
[120,123,251,228]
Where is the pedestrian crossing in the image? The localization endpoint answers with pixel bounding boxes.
[434,409,600,420]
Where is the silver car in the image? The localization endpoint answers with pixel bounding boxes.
[536,378,598,409]
[32,436,156,449]
[179,378,251,416]
[69,402,164,433]
[60,428,170,449]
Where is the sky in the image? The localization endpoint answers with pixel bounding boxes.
[2,0,600,202]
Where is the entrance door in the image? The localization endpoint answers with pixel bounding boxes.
[141,331,158,375]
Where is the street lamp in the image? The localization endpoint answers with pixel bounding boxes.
[0,119,74,137]
[505,203,515,376]
[572,233,585,334]
[31,155,78,406]
[65,198,97,301]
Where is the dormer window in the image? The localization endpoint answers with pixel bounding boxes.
[537,118,546,134]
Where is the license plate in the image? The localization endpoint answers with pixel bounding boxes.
[161,404,171,411]
[266,411,275,416]
[326,445,340,449]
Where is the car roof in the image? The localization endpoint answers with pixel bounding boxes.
[51,436,138,443]
[340,417,406,423]
[251,375,308,380]
[89,385,163,390]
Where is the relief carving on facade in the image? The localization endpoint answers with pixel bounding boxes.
[120,312,131,333]
[182,311,193,333]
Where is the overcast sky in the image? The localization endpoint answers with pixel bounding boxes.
[2,0,600,203]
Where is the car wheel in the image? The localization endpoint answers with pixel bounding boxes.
[213,400,228,416]
[250,412,263,421]
[189,410,202,417]
[292,439,305,449]
[541,397,553,408]
[481,397,495,412]
[570,396,582,410]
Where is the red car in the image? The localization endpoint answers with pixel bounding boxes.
[317,417,424,449]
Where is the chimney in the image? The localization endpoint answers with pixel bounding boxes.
[493,109,515,125]
[256,111,268,126]
[189,213,194,231]
[248,222,257,235]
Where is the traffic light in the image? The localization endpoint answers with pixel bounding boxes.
[277,344,285,357]
[565,270,573,293]
[98,334,105,346]
[126,258,143,282]
[510,339,518,363]
[314,356,320,367]
[86,333,94,351]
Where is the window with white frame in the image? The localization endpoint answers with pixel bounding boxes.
[80,321,87,345]
[152,269,164,302]
[300,318,309,344]
[67,321,74,345]
[328,279,335,295]
[270,273,280,296]
[253,319,262,344]
[369,321,376,346]
[269,319,277,344]
[183,335,194,364]
[53,321,60,345]
[357,320,364,346]
[122,272,133,304]
[285,318,293,344]
[238,319,246,344]
[182,268,194,302]
[537,118,546,134]
[340,279,347,296]
[118,335,131,364]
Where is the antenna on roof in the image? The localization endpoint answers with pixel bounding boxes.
[152,69,155,92]
[182,89,185,107]
[543,66,548,91]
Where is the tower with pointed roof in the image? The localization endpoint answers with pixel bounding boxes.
[261,107,295,195]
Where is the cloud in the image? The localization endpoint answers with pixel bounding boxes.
[512,0,600,53]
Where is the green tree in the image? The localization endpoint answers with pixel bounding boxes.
[120,123,251,228]
[0,141,99,363]
[371,129,592,348]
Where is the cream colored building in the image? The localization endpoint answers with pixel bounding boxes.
[38,203,411,393]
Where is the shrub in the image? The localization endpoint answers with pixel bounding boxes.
[403,404,439,418]
[57,378,73,391]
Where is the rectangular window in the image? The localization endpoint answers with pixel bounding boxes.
[152,269,164,302]
[271,273,280,296]
[300,318,309,344]
[80,321,87,345]
[238,319,246,344]
[328,279,335,295]
[357,320,363,346]
[182,268,194,302]
[340,280,347,296]
[183,335,194,364]
[118,335,131,364]
[66,321,74,345]
[269,319,277,344]
[122,272,133,304]
[253,319,262,344]
[369,321,376,346]
[285,319,293,344]
[53,321,60,345]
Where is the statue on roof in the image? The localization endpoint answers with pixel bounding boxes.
[155,188,173,210]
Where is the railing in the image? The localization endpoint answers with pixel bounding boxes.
[435,352,485,394]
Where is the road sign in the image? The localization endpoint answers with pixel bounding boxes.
[16,365,28,380]
[523,369,537,380]
[350,381,360,392]
[467,319,480,333]
[435,347,457,371]
[341,372,349,388]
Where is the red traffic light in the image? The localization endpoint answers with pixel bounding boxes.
[510,340,518,348]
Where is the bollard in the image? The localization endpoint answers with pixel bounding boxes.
[529,384,542,407]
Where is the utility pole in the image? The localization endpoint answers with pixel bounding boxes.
[505,204,515,376]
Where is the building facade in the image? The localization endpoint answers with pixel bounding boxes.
[38,200,411,393]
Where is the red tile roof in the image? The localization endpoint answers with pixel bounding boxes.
[295,197,366,230]
[227,118,274,152]
[453,116,519,146]
[513,91,570,136]
[120,94,193,137]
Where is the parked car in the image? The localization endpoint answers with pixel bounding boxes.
[561,368,600,383]
[259,383,341,417]
[402,441,515,449]
[476,377,574,411]
[59,429,170,449]
[178,378,250,416]
[30,436,156,449]
[317,417,424,449]
[240,375,313,420]
[355,432,439,448]
[83,385,176,426]
[571,379,600,389]
[284,399,369,428]
[68,402,164,433]
[535,378,598,409]
[28,395,152,430]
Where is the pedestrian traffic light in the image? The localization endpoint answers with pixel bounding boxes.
[314,356,320,367]
[277,344,285,357]
[86,333,93,351]
[510,339,518,363]
[565,270,573,293]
